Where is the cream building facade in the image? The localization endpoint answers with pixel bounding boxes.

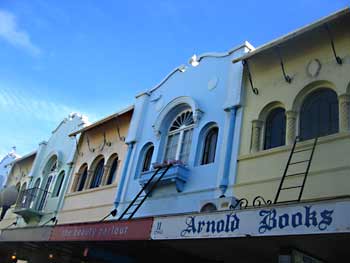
[0,151,36,228]
[233,8,350,204]
[57,106,133,224]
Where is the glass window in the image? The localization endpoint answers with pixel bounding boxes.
[142,146,154,172]
[106,158,118,185]
[52,171,65,197]
[201,127,218,165]
[77,167,87,191]
[300,89,339,141]
[264,108,286,150]
[90,159,104,189]
[164,110,194,164]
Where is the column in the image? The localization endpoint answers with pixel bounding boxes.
[101,164,111,186]
[251,120,263,153]
[84,169,94,190]
[338,94,350,132]
[285,110,297,145]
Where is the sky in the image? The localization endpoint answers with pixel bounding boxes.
[0,0,348,158]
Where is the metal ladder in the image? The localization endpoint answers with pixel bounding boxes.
[118,163,172,221]
[274,136,318,204]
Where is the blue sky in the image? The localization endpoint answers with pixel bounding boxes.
[0,0,348,158]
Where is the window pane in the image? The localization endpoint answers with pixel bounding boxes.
[53,172,65,197]
[142,147,154,172]
[77,168,87,191]
[201,127,218,165]
[90,159,104,188]
[179,128,193,164]
[107,158,118,185]
[264,108,286,150]
[300,89,338,141]
[164,133,179,161]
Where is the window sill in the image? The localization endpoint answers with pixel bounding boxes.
[139,164,190,193]
[67,183,118,197]
[239,131,350,161]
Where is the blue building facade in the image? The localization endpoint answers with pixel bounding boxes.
[115,42,253,217]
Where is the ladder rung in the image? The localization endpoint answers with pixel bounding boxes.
[289,160,309,165]
[285,172,305,177]
[280,185,302,190]
[293,147,313,153]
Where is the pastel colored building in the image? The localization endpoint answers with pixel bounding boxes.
[114,42,252,218]
[0,150,34,225]
[12,113,88,227]
[0,148,19,189]
[57,106,133,224]
[233,8,350,205]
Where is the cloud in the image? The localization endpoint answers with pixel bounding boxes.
[0,86,89,123]
[0,9,41,56]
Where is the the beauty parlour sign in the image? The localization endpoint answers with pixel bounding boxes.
[50,218,153,241]
[151,199,350,240]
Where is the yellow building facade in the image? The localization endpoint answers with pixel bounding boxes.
[57,106,133,224]
[234,9,350,204]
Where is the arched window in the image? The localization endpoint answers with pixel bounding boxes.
[164,110,194,164]
[52,171,65,197]
[201,127,218,165]
[264,108,286,150]
[76,166,87,192]
[142,146,154,172]
[200,203,217,213]
[300,89,339,141]
[106,157,118,185]
[34,178,41,188]
[38,175,52,211]
[90,158,104,189]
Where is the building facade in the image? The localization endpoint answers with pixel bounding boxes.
[114,42,252,218]
[12,113,88,227]
[233,8,350,205]
[0,151,35,226]
[57,107,133,224]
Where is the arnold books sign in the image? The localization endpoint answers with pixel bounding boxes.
[50,218,153,241]
[151,199,350,240]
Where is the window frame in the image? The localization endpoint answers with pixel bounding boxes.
[90,158,105,189]
[263,107,286,150]
[163,110,195,164]
[201,126,219,165]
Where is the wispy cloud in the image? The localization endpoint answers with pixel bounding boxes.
[0,86,90,123]
[0,9,41,56]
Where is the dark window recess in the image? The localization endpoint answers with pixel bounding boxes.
[142,146,154,172]
[77,168,87,191]
[90,159,104,189]
[300,89,339,141]
[264,108,286,150]
[201,127,219,165]
[53,172,65,197]
[106,158,118,185]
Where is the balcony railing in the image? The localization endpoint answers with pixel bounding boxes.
[14,187,50,221]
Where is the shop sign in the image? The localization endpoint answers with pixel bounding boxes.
[50,218,153,241]
[151,199,350,239]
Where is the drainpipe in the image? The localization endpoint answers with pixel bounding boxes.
[114,142,134,208]
[219,106,237,196]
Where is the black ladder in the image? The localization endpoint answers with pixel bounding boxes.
[118,164,172,221]
[274,136,318,204]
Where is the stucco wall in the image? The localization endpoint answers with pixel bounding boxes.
[117,43,251,218]
[235,15,350,203]
[57,111,132,224]
[0,154,35,230]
